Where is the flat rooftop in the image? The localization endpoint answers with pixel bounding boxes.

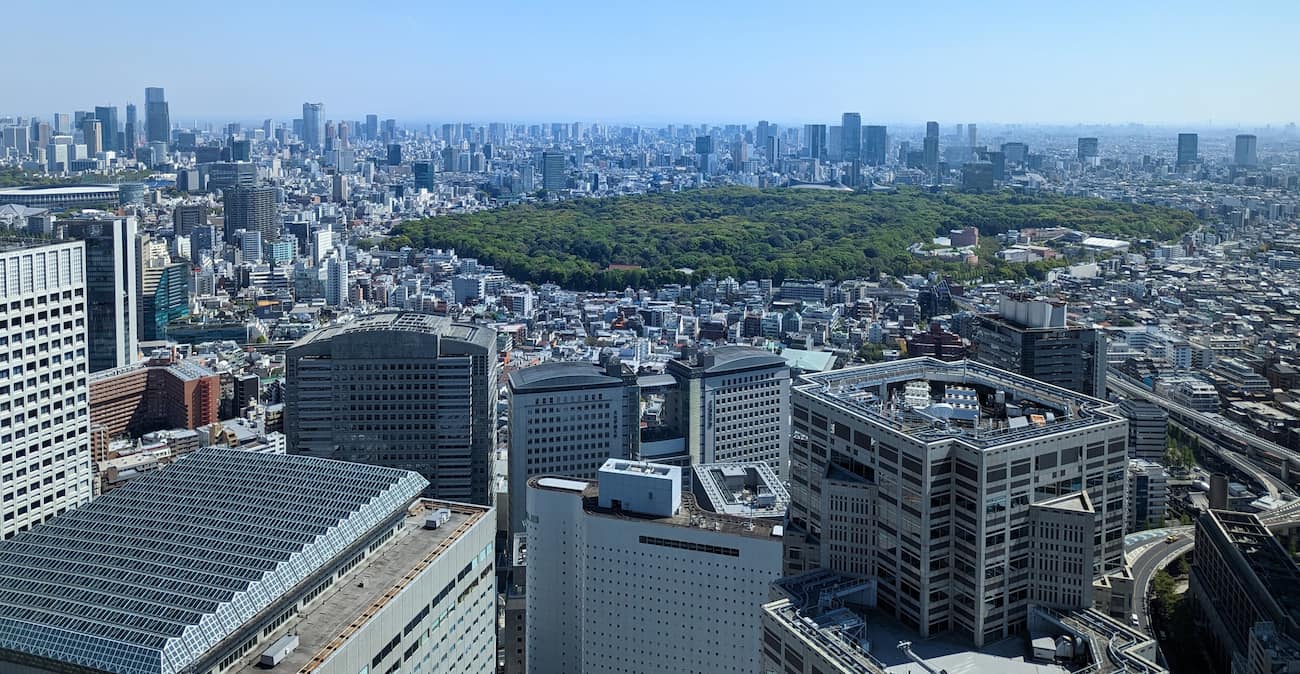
[796,358,1122,449]
[236,501,485,674]
[1208,510,1300,630]
[691,463,790,518]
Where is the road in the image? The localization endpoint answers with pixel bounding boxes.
[1127,531,1194,632]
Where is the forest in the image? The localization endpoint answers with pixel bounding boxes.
[388,186,1198,290]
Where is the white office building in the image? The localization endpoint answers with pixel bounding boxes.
[0,240,94,538]
[505,354,640,536]
[526,459,784,674]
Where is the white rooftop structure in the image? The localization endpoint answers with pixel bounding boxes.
[596,459,681,517]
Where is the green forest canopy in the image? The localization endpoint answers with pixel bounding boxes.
[389,187,1197,290]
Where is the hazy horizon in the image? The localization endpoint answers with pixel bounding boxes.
[7,0,1298,126]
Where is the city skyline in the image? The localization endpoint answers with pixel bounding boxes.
[7,0,1299,125]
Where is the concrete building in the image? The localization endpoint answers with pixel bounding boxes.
[665,346,790,474]
[60,212,139,373]
[787,358,1129,646]
[1189,510,1300,674]
[285,312,498,505]
[88,358,220,445]
[1128,458,1168,529]
[0,240,95,538]
[1118,399,1168,461]
[505,354,640,535]
[223,185,278,245]
[972,293,1107,398]
[0,448,496,674]
[525,459,784,674]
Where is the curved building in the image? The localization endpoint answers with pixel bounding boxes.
[0,185,122,208]
[285,312,498,505]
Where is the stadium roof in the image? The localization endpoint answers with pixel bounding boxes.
[0,448,427,674]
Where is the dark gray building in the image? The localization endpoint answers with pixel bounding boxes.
[144,87,169,145]
[1118,399,1168,461]
[972,293,1107,398]
[223,185,278,244]
[60,213,138,373]
[285,312,499,505]
[864,125,888,165]
[840,112,861,162]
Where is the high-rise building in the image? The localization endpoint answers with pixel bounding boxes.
[864,125,887,165]
[2,125,30,157]
[526,459,784,674]
[756,119,771,153]
[60,213,139,372]
[505,355,640,535]
[123,103,137,156]
[664,346,790,474]
[765,135,781,165]
[541,150,566,191]
[804,124,827,162]
[80,117,102,156]
[1001,141,1028,165]
[387,142,402,166]
[285,312,499,504]
[229,138,251,162]
[365,113,379,141]
[0,240,94,538]
[967,123,978,148]
[144,87,169,146]
[971,293,1107,398]
[138,237,190,342]
[1234,133,1258,167]
[1128,458,1168,529]
[172,203,206,237]
[52,112,71,135]
[223,185,278,245]
[840,112,862,161]
[1117,399,1167,461]
[923,121,940,173]
[93,105,118,152]
[1077,137,1099,161]
[302,102,324,150]
[324,252,347,307]
[0,448,497,674]
[1176,132,1198,168]
[787,358,1129,646]
[412,161,435,191]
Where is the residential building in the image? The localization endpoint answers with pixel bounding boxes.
[0,240,94,538]
[972,293,1107,398]
[505,354,640,535]
[541,150,566,191]
[525,459,784,674]
[60,213,138,373]
[0,448,497,674]
[787,358,1129,646]
[223,185,278,245]
[665,345,790,474]
[88,358,220,444]
[285,312,498,505]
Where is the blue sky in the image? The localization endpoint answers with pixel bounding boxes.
[5,0,1295,125]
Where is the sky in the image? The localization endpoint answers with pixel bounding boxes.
[4,0,1297,126]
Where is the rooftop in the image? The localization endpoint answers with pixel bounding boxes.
[507,360,622,393]
[796,358,1122,450]
[291,311,495,350]
[691,463,790,518]
[235,501,485,674]
[0,448,427,674]
[1206,509,1300,631]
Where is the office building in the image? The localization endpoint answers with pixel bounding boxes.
[80,117,102,156]
[89,357,219,442]
[1117,399,1167,461]
[324,253,347,307]
[223,185,278,245]
[206,161,257,193]
[1235,133,1258,167]
[787,358,1129,646]
[0,240,95,538]
[302,102,324,150]
[413,161,435,191]
[61,213,138,373]
[541,150,566,191]
[971,293,1107,398]
[961,162,994,191]
[138,247,190,342]
[840,112,862,161]
[804,124,827,162]
[1176,132,1198,169]
[286,312,498,505]
[387,142,402,165]
[144,87,169,146]
[665,346,790,474]
[505,354,640,535]
[1128,458,1167,529]
[906,322,967,361]
[967,123,978,148]
[3,125,30,157]
[1077,137,1099,161]
[923,121,939,173]
[0,448,496,674]
[864,125,887,165]
[93,105,118,152]
[172,203,206,237]
[365,113,379,141]
[526,459,784,674]
[1002,141,1028,165]
[1190,510,1300,674]
[123,103,137,156]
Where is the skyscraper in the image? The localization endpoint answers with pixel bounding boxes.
[413,161,435,191]
[93,106,119,152]
[365,113,379,141]
[80,118,102,156]
[0,240,95,537]
[138,240,190,342]
[1176,132,1198,168]
[803,124,827,161]
[1234,133,1258,167]
[1077,137,1099,161]
[387,142,402,166]
[541,150,566,191]
[864,125,887,165]
[840,112,862,161]
[967,123,978,148]
[60,213,139,372]
[923,121,940,173]
[285,312,499,504]
[971,293,1107,398]
[123,103,137,157]
[144,87,169,145]
[223,185,278,244]
[301,102,324,150]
